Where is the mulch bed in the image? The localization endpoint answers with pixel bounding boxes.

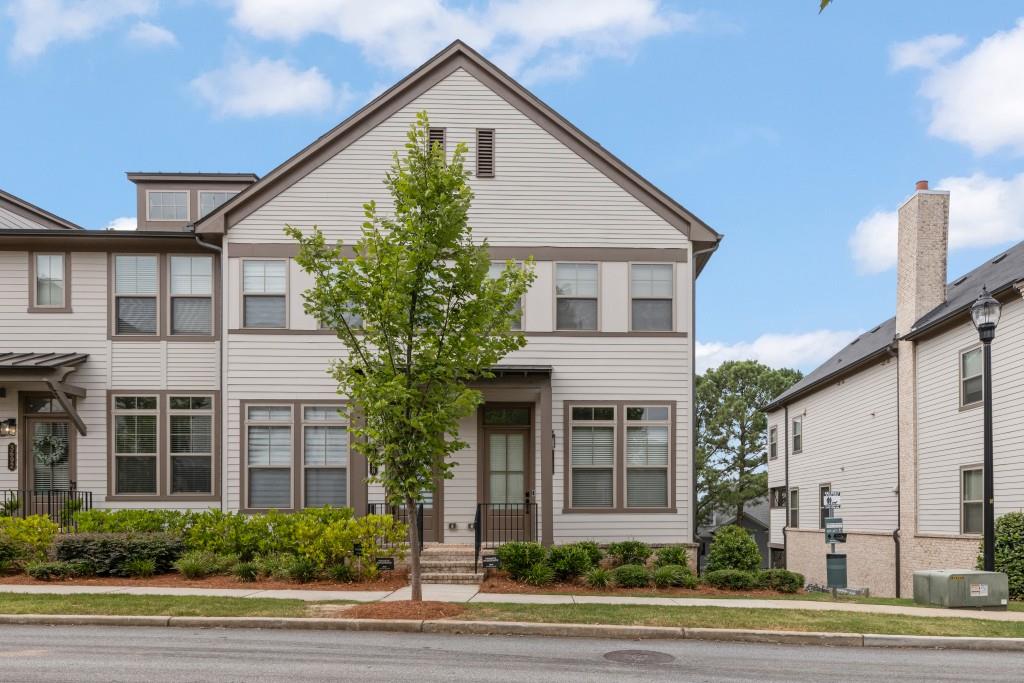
[0,570,408,592]
[344,600,465,621]
[480,572,800,599]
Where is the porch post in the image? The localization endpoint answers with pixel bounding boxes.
[540,379,553,546]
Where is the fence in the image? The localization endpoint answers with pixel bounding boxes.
[1,489,94,533]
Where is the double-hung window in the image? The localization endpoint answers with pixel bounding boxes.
[198,191,237,218]
[488,262,522,330]
[170,256,213,335]
[34,254,66,308]
[962,467,983,534]
[113,396,158,495]
[625,406,671,507]
[630,264,673,331]
[792,416,803,453]
[769,486,787,509]
[302,406,348,507]
[556,263,598,330]
[961,347,984,407]
[243,260,287,328]
[569,406,615,508]
[789,488,800,528]
[246,406,292,509]
[114,255,159,335]
[769,426,778,460]
[147,191,187,221]
[169,396,214,494]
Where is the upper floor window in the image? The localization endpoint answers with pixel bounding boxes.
[769,486,787,509]
[198,191,237,218]
[114,255,158,335]
[170,256,213,335]
[960,347,984,408]
[630,264,673,331]
[488,262,522,330]
[789,488,800,528]
[792,416,803,454]
[556,263,598,330]
[147,191,187,221]
[962,467,983,534]
[768,426,778,460]
[243,260,287,328]
[33,253,66,308]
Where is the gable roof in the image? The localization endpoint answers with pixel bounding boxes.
[194,40,722,273]
[0,188,83,231]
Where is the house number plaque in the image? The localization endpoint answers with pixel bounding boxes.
[7,443,15,471]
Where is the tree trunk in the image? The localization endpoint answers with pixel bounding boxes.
[406,496,422,602]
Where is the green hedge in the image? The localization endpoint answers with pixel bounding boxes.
[611,563,651,588]
[0,515,59,563]
[705,525,762,573]
[607,540,652,566]
[757,568,804,593]
[54,533,184,576]
[987,512,1024,599]
[703,569,758,590]
[495,542,546,581]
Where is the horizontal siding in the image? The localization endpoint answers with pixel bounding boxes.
[0,205,49,230]
[770,508,786,545]
[766,409,785,487]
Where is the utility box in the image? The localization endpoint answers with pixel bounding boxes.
[913,570,1009,610]
[826,553,847,589]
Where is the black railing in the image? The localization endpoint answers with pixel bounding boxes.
[474,502,538,571]
[1,489,93,533]
[367,502,424,551]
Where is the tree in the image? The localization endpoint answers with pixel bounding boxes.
[819,0,833,11]
[696,360,802,526]
[287,112,534,601]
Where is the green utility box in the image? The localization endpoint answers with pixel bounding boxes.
[913,570,1009,610]
[826,553,847,589]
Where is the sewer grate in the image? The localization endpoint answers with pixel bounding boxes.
[603,650,676,665]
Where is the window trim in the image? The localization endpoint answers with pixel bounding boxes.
[145,189,189,222]
[562,400,676,513]
[628,262,674,332]
[791,416,803,454]
[769,486,787,509]
[197,190,238,220]
[960,464,984,536]
[624,405,672,509]
[300,404,350,509]
[167,395,216,497]
[959,344,984,410]
[554,261,601,332]
[110,394,160,498]
[768,426,778,460]
[168,253,216,337]
[28,251,72,313]
[111,253,161,338]
[788,487,800,528]
[241,258,289,330]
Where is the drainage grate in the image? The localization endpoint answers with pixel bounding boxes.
[603,650,676,665]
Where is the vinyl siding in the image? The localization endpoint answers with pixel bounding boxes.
[766,409,786,545]
[0,205,50,230]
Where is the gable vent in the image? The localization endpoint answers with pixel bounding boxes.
[428,127,446,154]
[476,129,495,178]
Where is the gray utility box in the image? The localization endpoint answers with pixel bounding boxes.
[913,570,1009,610]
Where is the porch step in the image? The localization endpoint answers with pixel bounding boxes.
[420,559,477,572]
[422,571,485,585]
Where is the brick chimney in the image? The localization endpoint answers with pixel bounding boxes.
[895,180,950,336]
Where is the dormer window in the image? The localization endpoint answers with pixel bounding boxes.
[199,191,238,218]
[147,191,187,221]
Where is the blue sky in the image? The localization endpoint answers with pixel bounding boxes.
[3,1,1024,372]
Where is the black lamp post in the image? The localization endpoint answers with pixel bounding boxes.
[971,287,1001,572]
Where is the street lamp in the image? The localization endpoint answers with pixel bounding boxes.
[971,287,1001,572]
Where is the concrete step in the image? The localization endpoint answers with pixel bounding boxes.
[420,560,477,572]
[421,571,484,585]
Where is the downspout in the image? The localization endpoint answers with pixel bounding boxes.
[887,339,901,597]
[691,242,720,557]
[783,405,789,569]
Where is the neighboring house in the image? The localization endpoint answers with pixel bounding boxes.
[766,180,1024,597]
[1,189,83,231]
[0,42,722,552]
[696,496,770,571]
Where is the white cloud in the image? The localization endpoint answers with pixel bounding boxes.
[6,0,155,60]
[190,57,344,118]
[126,21,176,47]
[849,173,1024,274]
[103,216,136,231]
[228,0,693,83]
[889,33,964,71]
[696,330,860,374]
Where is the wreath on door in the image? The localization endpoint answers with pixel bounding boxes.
[33,433,67,490]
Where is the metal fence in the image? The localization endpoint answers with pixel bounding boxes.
[1,489,94,533]
[366,502,424,550]
[474,502,538,571]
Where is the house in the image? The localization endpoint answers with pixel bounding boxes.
[696,496,770,571]
[0,42,721,555]
[765,180,1024,597]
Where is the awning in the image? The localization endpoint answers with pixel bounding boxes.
[0,352,89,436]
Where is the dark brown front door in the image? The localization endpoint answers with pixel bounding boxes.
[25,417,74,492]
[480,405,534,543]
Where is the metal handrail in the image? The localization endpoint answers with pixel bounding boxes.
[366,502,424,550]
[474,502,538,571]
[1,489,93,533]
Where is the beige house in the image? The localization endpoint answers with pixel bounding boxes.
[0,42,721,554]
[766,180,1024,597]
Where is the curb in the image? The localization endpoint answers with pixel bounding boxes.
[1,614,1022,652]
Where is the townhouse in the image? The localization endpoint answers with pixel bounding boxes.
[0,42,721,551]
[766,180,1024,597]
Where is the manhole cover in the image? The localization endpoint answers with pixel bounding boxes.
[603,650,676,665]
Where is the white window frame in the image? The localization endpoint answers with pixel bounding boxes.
[167,395,215,496]
[301,404,349,509]
[198,190,238,219]
[145,190,189,222]
[169,255,214,336]
[554,262,599,331]
[33,253,66,309]
[961,466,983,535]
[624,405,672,509]
[792,416,803,454]
[112,394,160,496]
[567,405,616,509]
[245,404,294,510]
[629,263,674,332]
[241,258,288,329]
[769,426,778,460]
[960,346,984,409]
[113,254,160,336]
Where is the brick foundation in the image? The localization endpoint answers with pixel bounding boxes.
[787,529,897,596]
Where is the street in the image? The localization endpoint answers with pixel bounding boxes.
[0,625,1020,682]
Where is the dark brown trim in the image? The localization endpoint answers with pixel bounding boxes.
[228,242,688,262]
[27,251,72,313]
[128,172,258,183]
[475,128,495,179]
[136,182,252,232]
[476,403,534,504]
[0,231,214,252]
[763,346,894,413]
[0,189,83,231]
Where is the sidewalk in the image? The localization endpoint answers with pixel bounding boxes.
[1,582,1022,622]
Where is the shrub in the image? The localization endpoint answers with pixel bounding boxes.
[989,511,1024,599]
[283,555,318,583]
[705,526,762,573]
[254,553,291,580]
[607,541,652,567]
[572,541,603,567]
[25,560,93,581]
[74,509,192,535]
[523,562,555,587]
[654,545,689,569]
[233,561,259,583]
[327,563,356,583]
[703,569,758,591]
[584,567,612,589]
[123,558,157,579]
[495,542,547,581]
[653,564,697,589]
[612,563,651,588]
[174,550,221,580]
[546,544,593,581]
[0,538,19,569]
[757,568,804,594]
[0,515,59,562]
[55,533,183,576]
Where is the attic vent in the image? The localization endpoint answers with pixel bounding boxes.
[428,127,445,154]
[992,253,1008,264]
[869,324,881,333]
[476,129,495,178]
[850,338,859,345]
[952,275,968,286]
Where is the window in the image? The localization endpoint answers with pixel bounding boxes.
[34,254,66,308]
[246,405,292,509]
[569,406,615,508]
[198,191,237,218]
[114,255,158,335]
[556,263,598,330]
[769,486,787,509]
[170,256,213,335]
[489,262,522,330]
[962,467,983,534]
[819,484,831,530]
[625,406,670,507]
[147,191,187,221]
[630,264,673,331]
[961,347,984,407]
[428,127,445,155]
[169,397,213,494]
[769,426,778,460]
[792,416,803,453]
[476,129,495,178]
[789,488,800,528]
[243,260,287,328]
[302,406,348,507]
[113,396,158,495]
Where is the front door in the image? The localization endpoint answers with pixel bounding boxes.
[481,405,534,543]
[25,417,73,492]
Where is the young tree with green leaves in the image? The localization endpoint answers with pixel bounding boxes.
[287,112,535,601]
[695,360,802,526]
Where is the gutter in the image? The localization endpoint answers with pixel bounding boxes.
[691,241,721,548]
[887,342,901,598]
[903,281,1019,342]
[192,228,225,509]
[783,405,789,569]
[763,344,893,414]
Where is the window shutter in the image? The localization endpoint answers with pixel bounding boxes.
[476,129,495,178]
[428,127,445,153]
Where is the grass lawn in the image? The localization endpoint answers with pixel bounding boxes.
[0,593,342,618]
[461,602,1024,639]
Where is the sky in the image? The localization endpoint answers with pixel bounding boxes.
[2,1,1024,374]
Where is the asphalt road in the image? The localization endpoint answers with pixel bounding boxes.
[0,625,1021,682]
